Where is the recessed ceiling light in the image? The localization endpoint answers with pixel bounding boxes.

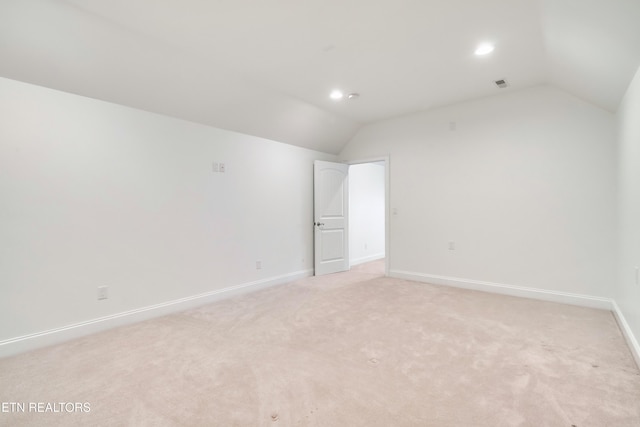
[330,90,344,100]
[474,43,495,56]
[347,93,360,100]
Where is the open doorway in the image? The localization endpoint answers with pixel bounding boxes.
[313,158,389,277]
[348,159,388,275]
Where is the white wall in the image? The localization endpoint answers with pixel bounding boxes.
[340,85,617,299]
[616,65,640,355]
[349,162,385,265]
[0,77,335,349]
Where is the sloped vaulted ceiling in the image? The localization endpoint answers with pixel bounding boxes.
[0,0,639,154]
[540,0,640,112]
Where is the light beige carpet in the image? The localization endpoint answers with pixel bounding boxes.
[1,260,640,426]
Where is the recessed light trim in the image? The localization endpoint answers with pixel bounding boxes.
[474,43,495,56]
[330,90,344,100]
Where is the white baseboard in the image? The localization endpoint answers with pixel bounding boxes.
[389,270,614,310]
[0,269,313,359]
[5,267,638,370]
[611,301,640,370]
[350,253,385,267]
[391,269,640,369]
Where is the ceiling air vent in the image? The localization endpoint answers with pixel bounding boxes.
[494,79,509,89]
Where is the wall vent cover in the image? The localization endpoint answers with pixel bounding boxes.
[495,79,509,89]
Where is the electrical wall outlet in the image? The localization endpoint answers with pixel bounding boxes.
[97,286,108,300]
[256,260,262,270]
[448,241,455,250]
[212,161,226,173]
[635,267,639,286]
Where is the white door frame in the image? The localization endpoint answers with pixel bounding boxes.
[346,156,390,276]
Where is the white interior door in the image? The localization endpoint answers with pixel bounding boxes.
[314,160,349,276]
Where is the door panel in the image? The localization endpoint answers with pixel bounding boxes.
[314,161,349,276]
[321,229,345,261]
